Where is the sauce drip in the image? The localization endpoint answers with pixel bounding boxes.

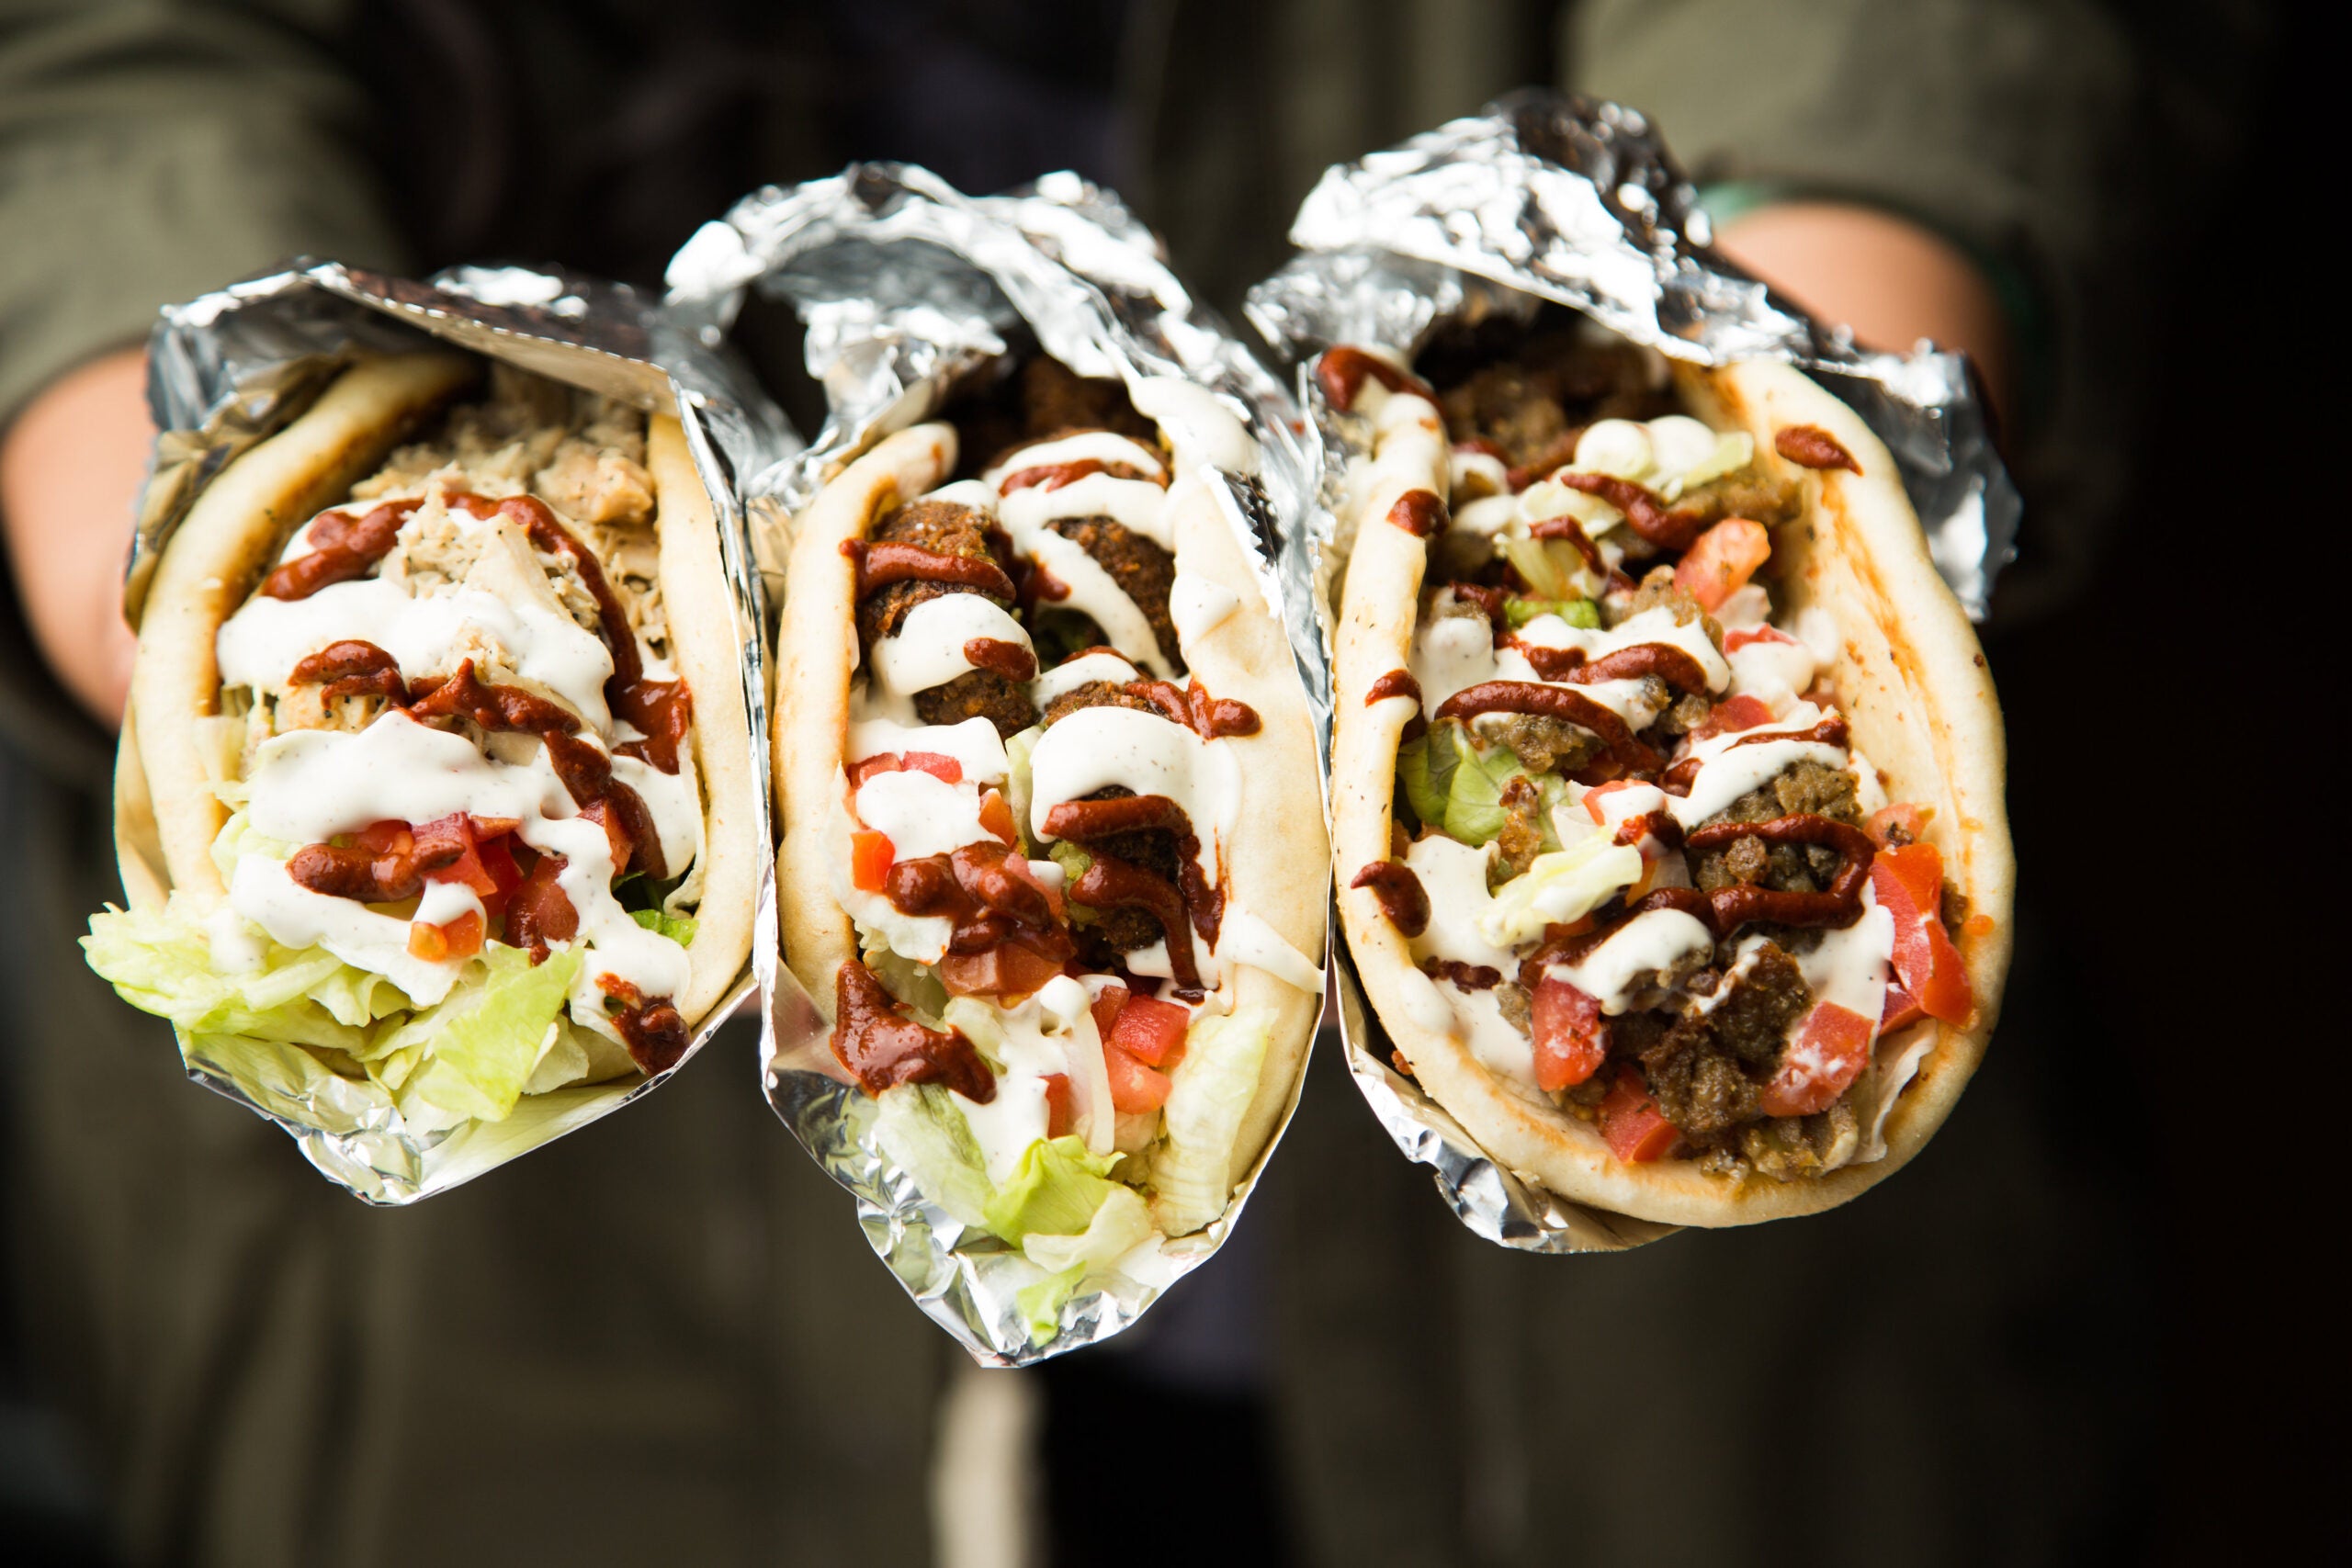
[1365,669,1422,707]
[287,818,467,903]
[1120,677,1261,740]
[598,976,691,1075]
[1070,855,1207,998]
[1424,957,1500,990]
[832,959,995,1101]
[504,853,577,960]
[843,537,1017,602]
[1350,860,1430,938]
[1432,681,1659,772]
[1316,347,1434,412]
[288,640,408,704]
[1042,794,1186,840]
[1526,514,1607,574]
[1388,490,1446,537]
[260,501,422,601]
[964,637,1039,682]
[1774,425,1860,473]
[1509,640,1712,693]
[997,458,1160,494]
[1661,714,1849,794]
[1551,473,1700,551]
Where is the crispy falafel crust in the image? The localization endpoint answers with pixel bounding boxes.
[1330,357,2013,1228]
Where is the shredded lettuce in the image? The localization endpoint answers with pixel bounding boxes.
[388,945,583,1123]
[1399,721,1569,852]
[1148,1006,1272,1235]
[982,1135,1125,1242]
[629,908,697,947]
[1498,536,1590,602]
[84,897,375,1053]
[874,1083,998,1229]
[1503,596,1601,630]
[1678,431,1756,493]
[1048,841,1097,924]
[1015,1185,1155,1342]
[209,809,296,887]
[1477,836,1645,948]
[1003,725,1043,855]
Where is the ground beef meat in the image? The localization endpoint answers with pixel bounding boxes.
[915,669,1036,738]
[1430,332,1675,475]
[1019,357,1159,445]
[1494,981,1532,1034]
[1650,691,1715,739]
[1610,564,1724,649]
[1741,1101,1860,1182]
[1666,468,1804,534]
[1494,775,1544,877]
[1494,713,1602,776]
[1636,942,1812,1138]
[1690,762,1863,893]
[854,499,1008,648]
[1048,515,1181,668]
[1440,366,1572,471]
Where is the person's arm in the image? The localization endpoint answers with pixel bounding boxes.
[0,0,403,734]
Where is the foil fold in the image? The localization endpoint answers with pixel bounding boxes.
[666,164,1327,1364]
[1246,93,2017,1254]
[122,259,796,1203]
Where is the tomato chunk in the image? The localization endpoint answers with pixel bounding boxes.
[1674,518,1771,612]
[1532,975,1608,1091]
[473,831,524,917]
[1760,1000,1875,1117]
[1870,842,1972,1024]
[900,750,964,784]
[848,753,901,787]
[1599,1070,1681,1163]
[1106,993,1190,1066]
[978,788,1017,847]
[352,819,413,856]
[407,908,484,963]
[850,829,895,892]
[1880,983,1927,1033]
[1865,802,1929,848]
[1089,984,1129,1042]
[1102,1041,1174,1115]
[1042,1073,1076,1138]
[938,940,1066,1000]
[1691,693,1774,740]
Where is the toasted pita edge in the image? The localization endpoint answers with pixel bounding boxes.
[1331,356,2013,1227]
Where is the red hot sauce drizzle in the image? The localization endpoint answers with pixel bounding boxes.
[1351,860,1430,938]
[1316,347,1435,412]
[832,959,995,1101]
[1507,641,1713,694]
[1365,669,1422,707]
[1071,855,1207,998]
[288,640,409,705]
[1660,713,1849,795]
[842,537,1017,602]
[996,458,1160,494]
[1387,490,1446,537]
[597,976,692,1076]
[1526,513,1608,574]
[1433,681,1659,773]
[259,500,423,601]
[964,637,1039,682]
[1774,424,1860,473]
[1550,473,1700,552]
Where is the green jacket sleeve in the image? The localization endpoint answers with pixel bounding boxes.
[0,0,406,423]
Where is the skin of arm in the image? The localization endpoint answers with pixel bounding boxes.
[0,346,149,728]
[0,204,2008,736]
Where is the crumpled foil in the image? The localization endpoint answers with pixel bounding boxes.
[122,260,797,1203]
[1244,93,2018,1255]
[665,165,1327,1364]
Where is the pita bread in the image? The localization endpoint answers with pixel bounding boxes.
[1331,355,2012,1227]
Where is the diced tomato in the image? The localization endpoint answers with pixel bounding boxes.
[406,908,484,963]
[1760,1001,1875,1117]
[978,788,1017,847]
[1089,983,1130,1042]
[1106,992,1191,1066]
[938,940,1067,1000]
[848,753,901,787]
[1881,983,1927,1033]
[1532,976,1608,1091]
[1582,779,1641,824]
[1673,518,1772,612]
[1042,1073,1076,1138]
[1599,1070,1681,1163]
[1001,850,1066,920]
[1722,625,1798,653]
[1102,1041,1174,1115]
[579,798,635,875]
[352,819,412,856]
[901,751,963,784]
[1865,802,1929,848]
[1870,842,1973,1024]
[850,829,895,892]
[1691,693,1774,741]
[474,831,524,916]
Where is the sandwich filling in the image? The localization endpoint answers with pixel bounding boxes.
[1333,329,1976,1184]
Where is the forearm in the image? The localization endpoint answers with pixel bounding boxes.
[0,349,148,727]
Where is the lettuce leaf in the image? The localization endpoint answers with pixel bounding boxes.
[629,908,697,947]
[1400,721,1570,855]
[1148,1006,1272,1235]
[384,945,582,1123]
[84,897,372,1053]
[1003,724,1043,855]
[982,1135,1125,1242]
[873,1082,997,1229]
[1015,1184,1156,1342]
[1477,835,1645,947]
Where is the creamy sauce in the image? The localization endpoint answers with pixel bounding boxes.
[1030,650,1139,708]
[1031,530,1174,676]
[854,768,996,861]
[999,473,1174,551]
[1545,908,1715,1015]
[847,715,1011,784]
[1026,707,1239,860]
[230,853,466,1005]
[1401,836,1516,974]
[982,432,1164,485]
[872,592,1034,697]
[1212,908,1325,994]
[1448,983,1535,1082]
[1410,610,1498,715]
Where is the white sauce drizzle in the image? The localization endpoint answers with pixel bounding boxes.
[853,769,995,862]
[871,592,1034,697]
[1030,650,1139,708]
[1546,908,1716,1016]
[847,715,1010,784]
[1170,573,1240,645]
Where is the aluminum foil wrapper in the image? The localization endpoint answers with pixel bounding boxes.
[1244,93,2018,1255]
[665,164,1326,1364]
[119,259,797,1203]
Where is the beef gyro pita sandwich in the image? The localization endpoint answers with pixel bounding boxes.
[1325,318,2012,1226]
[87,353,761,1158]
[775,357,1327,1284]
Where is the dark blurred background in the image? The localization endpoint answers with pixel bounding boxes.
[0,1,2316,1562]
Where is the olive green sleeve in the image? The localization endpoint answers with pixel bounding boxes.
[0,0,405,423]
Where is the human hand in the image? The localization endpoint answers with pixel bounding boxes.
[1715,201,2013,419]
[0,347,150,729]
